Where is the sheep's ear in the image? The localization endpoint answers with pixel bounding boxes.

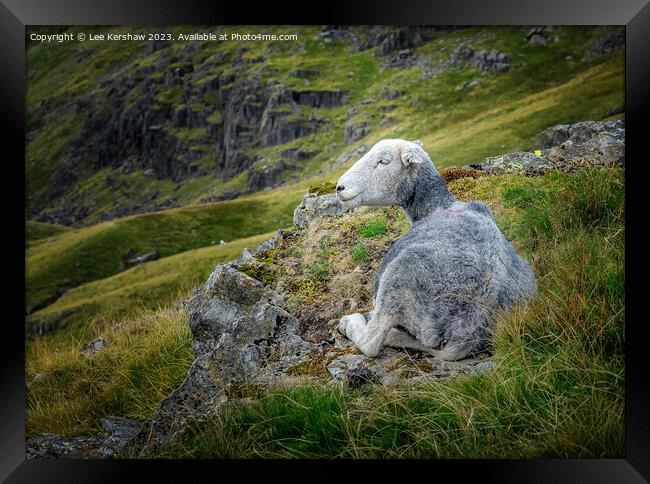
[410,140,423,148]
[401,148,424,166]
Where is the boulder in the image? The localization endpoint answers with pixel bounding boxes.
[538,119,624,149]
[293,193,349,228]
[538,120,625,171]
[526,26,554,46]
[122,261,313,456]
[26,417,141,459]
[480,152,554,175]
[477,119,625,175]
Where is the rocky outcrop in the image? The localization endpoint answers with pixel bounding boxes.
[120,194,499,456]
[526,26,555,46]
[247,162,286,191]
[476,119,625,175]
[26,417,141,459]
[122,261,314,456]
[451,44,510,73]
[290,90,345,108]
[480,152,554,176]
[587,27,625,58]
[538,120,624,149]
[293,193,349,228]
[344,117,371,144]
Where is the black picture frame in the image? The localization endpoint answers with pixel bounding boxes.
[2,1,647,481]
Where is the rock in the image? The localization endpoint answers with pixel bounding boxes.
[528,34,547,46]
[586,27,625,58]
[538,120,625,171]
[538,124,571,149]
[480,151,554,176]
[385,48,417,68]
[538,119,624,149]
[198,189,241,204]
[120,251,158,271]
[470,360,496,374]
[26,417,141,459]
[526,26,554,45]
[290,90,346,108]
[247,161,286,190]
[293,193,349,228]
[542,131,624,171]
[344,118,371,144]
[80,337,108,357]
[478,120,625,176]
[346,366,379,388]
[450,44,510,73]
[122,262,312,456]
[379,89,404,100]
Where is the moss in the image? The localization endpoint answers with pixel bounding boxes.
[207,110,222,124]
[238,263,276,284]
[286,355,329,378]
[308,181,337,196]
[308,261,329,280]
[439,166,486,184]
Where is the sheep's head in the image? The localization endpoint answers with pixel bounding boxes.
[336,139,429,209]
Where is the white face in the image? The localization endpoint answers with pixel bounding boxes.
[336,139,425,209]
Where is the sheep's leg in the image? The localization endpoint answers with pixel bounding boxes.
[337,312,393,358]
[384,328,434,353]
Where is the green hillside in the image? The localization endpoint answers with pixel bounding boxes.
[27,168,625,458]
[27,26,623,227]
[25,26,625,456]
[26,25,624,322]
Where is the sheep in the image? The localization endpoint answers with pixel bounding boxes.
[335,139,536,360]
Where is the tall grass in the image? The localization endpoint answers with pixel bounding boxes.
[157,168,624,458]
[26,304,194,436]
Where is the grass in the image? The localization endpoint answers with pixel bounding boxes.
[28,232,275,342]
[153,168,624,458]
[25,26,624,226]
[359,217,389,238]
[26,187,304,311]
[351,241,369,264]
[26,221,70,248]
[26,305,194,436]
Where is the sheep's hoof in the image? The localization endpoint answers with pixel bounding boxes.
[336,317,350,337]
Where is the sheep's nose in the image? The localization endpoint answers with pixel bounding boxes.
[336,184,345,192]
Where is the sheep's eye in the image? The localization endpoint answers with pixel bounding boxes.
[378,158,391,165]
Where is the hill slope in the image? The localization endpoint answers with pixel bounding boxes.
[27,26,623,226]
[26,166,624,459]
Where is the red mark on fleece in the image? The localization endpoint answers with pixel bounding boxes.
[445,209,465,214]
